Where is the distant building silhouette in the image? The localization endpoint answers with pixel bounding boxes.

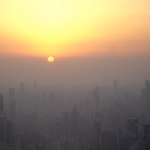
[143,125,150,150]
[62,112,70,137]
[0,93,15,150]
[0,93,4,112]
[70,106,80,136]
[113,79,119,91]
[92,87,100,113]
[0,93,7,150]
[21,129,48,150]
[94,117,101,150]
[141,80,150,123]
[142,80,150,101]
[101,130,117,150]
[9,88,16,120]
[127,119,139,139]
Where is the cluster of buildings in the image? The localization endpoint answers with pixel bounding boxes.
[0,80,150,150]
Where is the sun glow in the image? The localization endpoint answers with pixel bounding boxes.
[48,56,55,63]
[0,0,150,57]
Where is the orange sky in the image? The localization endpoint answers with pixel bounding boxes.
[0,0,150,57]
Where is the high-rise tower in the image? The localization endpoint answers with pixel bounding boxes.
[92,87,101,112]
[0,93,4,112]
[9,88,16,120]
[0,93,7,150]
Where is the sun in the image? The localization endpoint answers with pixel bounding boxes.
[48,56,55,63]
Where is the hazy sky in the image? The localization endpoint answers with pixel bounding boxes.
[0,55,149,87]
[0,0,150,57]
[0,0,150,86]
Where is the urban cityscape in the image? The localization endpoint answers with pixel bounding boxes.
[0,80,150,150]
[0,0,150,149]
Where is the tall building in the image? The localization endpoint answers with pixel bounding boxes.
[92,87,100,113]
[9,88,16,120]
[141,80,150,123]
[113,79,119,91]
[18,82,26,116]
[142,80,150,101]
[6,120,15,149]
[143,125,150,150]
[70,106,80,136]
[0,93,17,150]
[92,87,101,150]
[101,131,117,150]
[0,93,4,112]
[127,119,139,138]
[113,79,119,98]
[0,93,7,150]
[62,112,70,137]
[94,118,101,150]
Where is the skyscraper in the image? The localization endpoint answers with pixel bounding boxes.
[70,106,80,136]
[9,88,16,120]
[92,87,100,113]
[143,125,150,150]
[0,93,4,112]
[0,93,7,150]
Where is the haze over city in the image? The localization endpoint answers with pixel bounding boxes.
[0,0,150,150]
